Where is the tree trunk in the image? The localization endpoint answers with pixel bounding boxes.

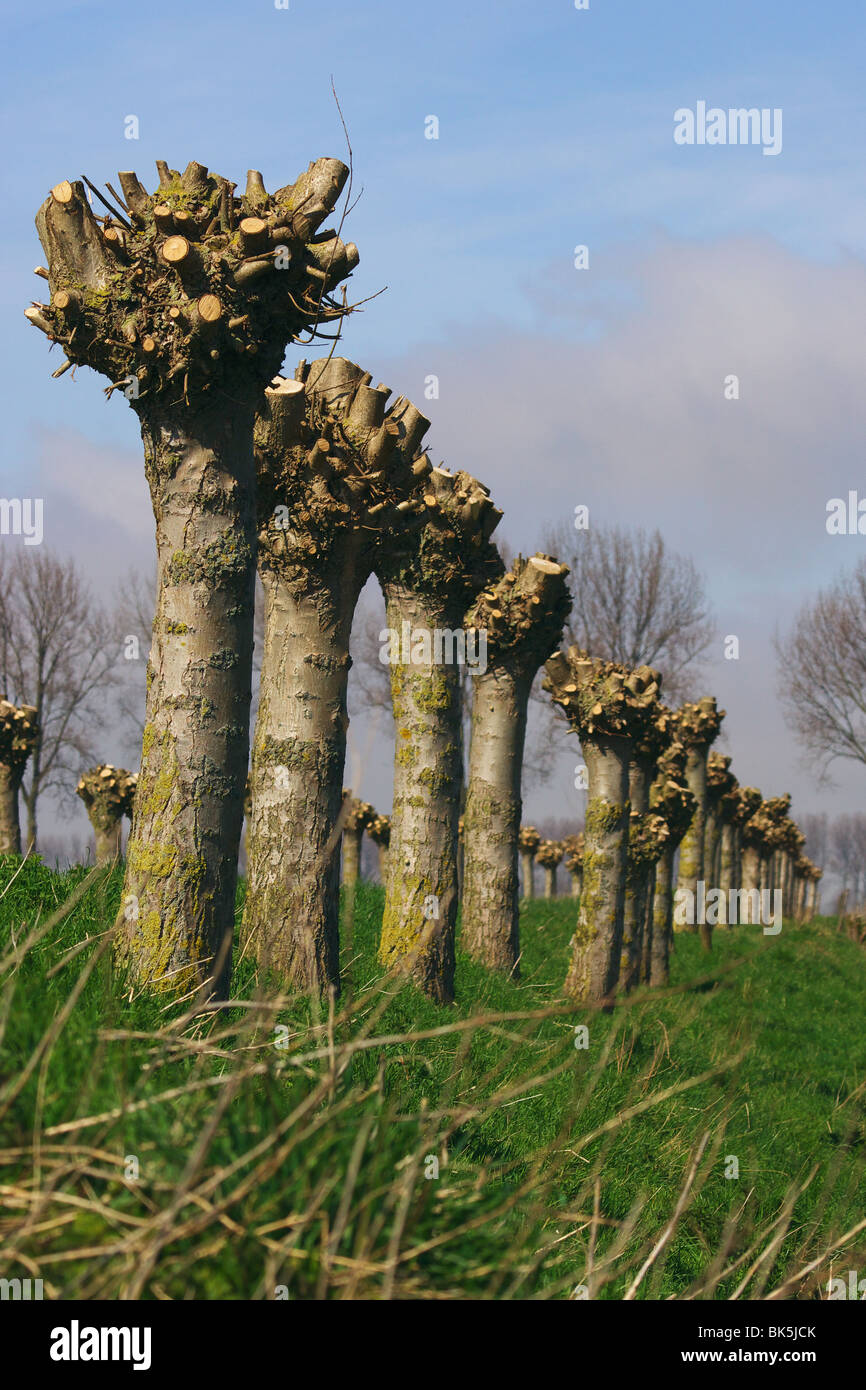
[342,828,363,887]
[461,664,530,975]
[379,587,461,1003]
[521,852,535,899]
[740,845,762,923]
[649,845,674,986]
[570,869,582,899]
[719,820,736,899]
[0,766,23,855]
[377,843,389,883]
[641,863,656,982]
[119,406,257,998]
[543,866,557,899]
[621,761,651,991]
[243,537,368,990]
[91,816,123,864]
[564,736,630,1004]
[676,747,708,946]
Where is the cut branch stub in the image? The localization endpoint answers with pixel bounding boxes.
[29,157,357,408]
[464,552,571,670]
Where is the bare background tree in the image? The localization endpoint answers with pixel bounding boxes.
[0,550,124,849]
[777,558,866,776]
[541,521,715,703]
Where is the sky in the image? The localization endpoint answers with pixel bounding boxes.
[2,0,865,873]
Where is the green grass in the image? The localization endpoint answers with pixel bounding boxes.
[1,854,864,1300]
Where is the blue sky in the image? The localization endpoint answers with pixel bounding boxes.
[2,0,865,855]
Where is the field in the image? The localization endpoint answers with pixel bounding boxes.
[1,855,865,1300]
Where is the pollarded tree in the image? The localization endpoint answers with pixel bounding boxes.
[646,741,696,987]
[535,839,564,899]
[29,158,358,997]
[621,701,672,993]
[341,793,375,888]
[461,554,571,972]
[563,833,584,899]
[244,358,430,989]
[368,813,391,882]
[518,825,541,900]
[704,752,735,889]
[76,765,138,864]
[0,700,39,855]
[378,468,503,1003]
[672,696,725,950]
[543,649,661,1003]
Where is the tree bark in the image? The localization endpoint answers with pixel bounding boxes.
[676,746,708,944]
[649,845,675,987]
[521,852,535,899]
[342,826,363,887]
[91,816,123,864]
[379,587,462,1003]
[461,663,530,975]
[719,820,737,899]
[564,736,630,1004]
[0,766,23,855]
[243,536,369,990]
[543,866,557,899]
[118,406,257,997]
[740,845,762,923]
[621,760,652,991]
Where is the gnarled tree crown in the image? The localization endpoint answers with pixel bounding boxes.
[707,751,736,805]
[255,357,434,584]
[76,764,138,819]
[0,700,39,772]
[628,810,671,865]
[518,825,541,855]
[543,648,662,743]
[562,832,584,870]
[464,553,571,669]
[341,791,375,833]
[29,159,357,410]
[671,695,725,751]
[649,768,696,845]
[368,813,391,847]
[535,838,564,869]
